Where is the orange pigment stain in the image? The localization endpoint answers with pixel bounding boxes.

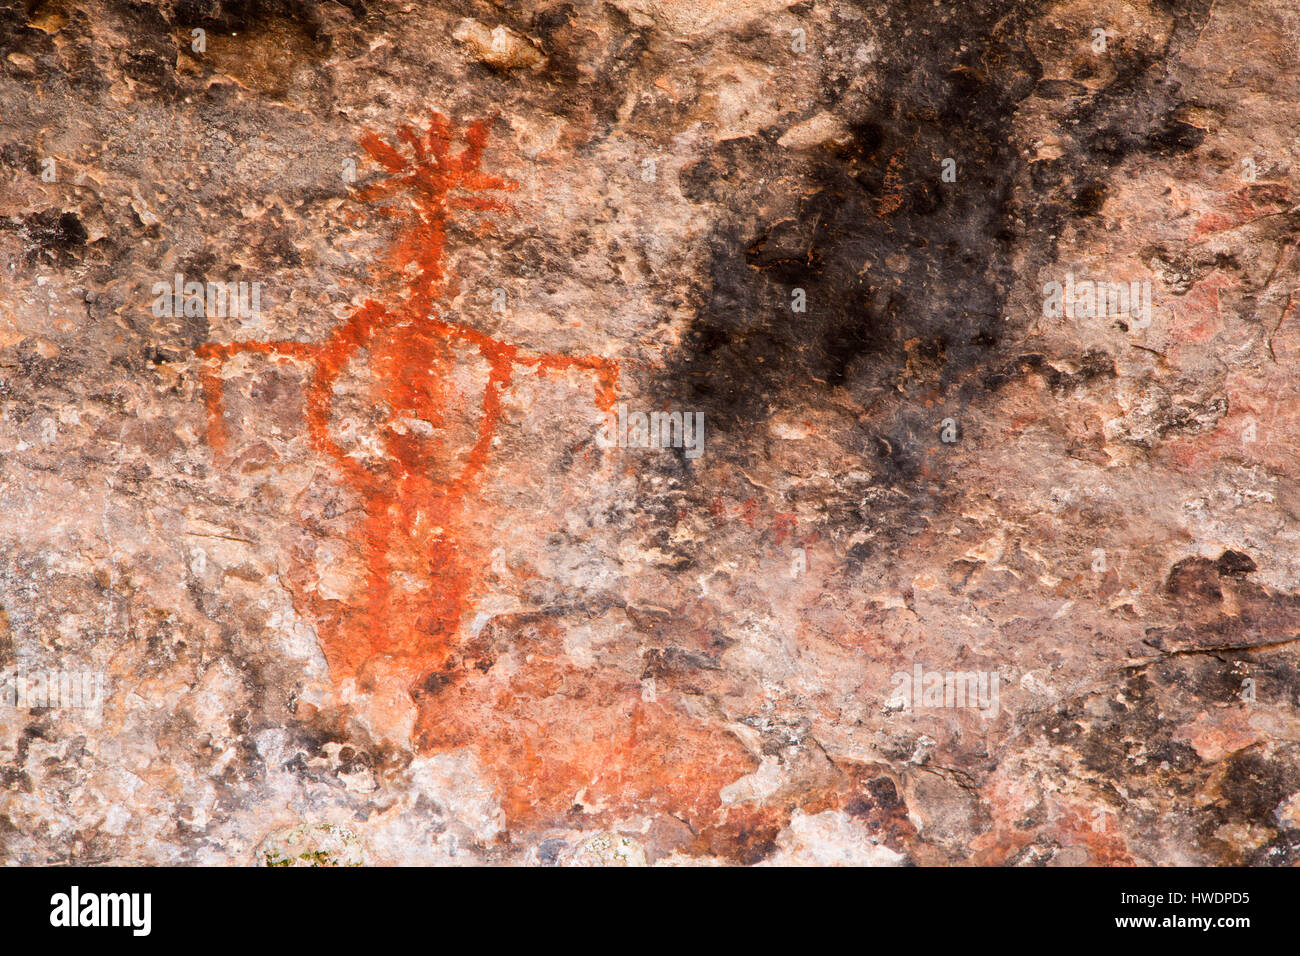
[196,115,802,853]
[1190,184,1291,241]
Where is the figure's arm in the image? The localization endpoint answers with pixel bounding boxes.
[196,339,320,454]
[517,353,619,414]
[450,334,620,489]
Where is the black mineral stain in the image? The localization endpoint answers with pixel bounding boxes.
[659,0,1218,513]
[1216,550,1257,576]
[1034,666,1203,789]
[172,0,333,41]
[1204,748,1300,866]
[519,2,651,135]
[666,0,1045,442]
[7,209,88,265]
[1164,557,1224,604]
[1025,651,1300,863]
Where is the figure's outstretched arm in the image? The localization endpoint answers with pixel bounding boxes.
[515,352,620,413]
[195,340,320,454]
[447,332,620,490]
[423,315,619,412]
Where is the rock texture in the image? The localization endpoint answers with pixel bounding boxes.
[2,0,1300,866]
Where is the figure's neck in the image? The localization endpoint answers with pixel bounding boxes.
[393,213,448,312]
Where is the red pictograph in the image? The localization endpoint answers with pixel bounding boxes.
[196,113,619,686]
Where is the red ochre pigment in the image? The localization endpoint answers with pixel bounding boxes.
[199,114,616,678]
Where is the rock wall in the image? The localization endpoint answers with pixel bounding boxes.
[2,0,1299,865]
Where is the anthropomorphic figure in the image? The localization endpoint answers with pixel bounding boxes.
[198,113,618,684]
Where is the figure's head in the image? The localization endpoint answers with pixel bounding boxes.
[353,113,518,302]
